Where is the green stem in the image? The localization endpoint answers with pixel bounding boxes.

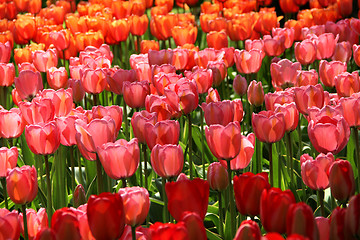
[93,93,98,106]
[69,146,76,191]
[218,191,224,239]
[226,159,236,238]
[77,148,84,187]
[96,156,103,194]
[255,138,262,174]
[131,226,136,240]
[162,177,169,223]
[297,117,303,158]
[44,155,52,224]
[22,204,29,240]
[318,189,325,217]
[188,114,193,180]
[142,143,148,190]
[123,99,129,140]
[1,178,8,209]
[268,143,273,187]
[285,132,294,186]
[200,109,205,179]
[353,127,360,189]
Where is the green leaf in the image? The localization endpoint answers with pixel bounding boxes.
[205,229,222,240]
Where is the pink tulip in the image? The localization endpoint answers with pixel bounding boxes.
[40,89,74,117]
[14,70,43,101]
[201,99,243,126]
[19,97,55,125]
[270,59,301,89]
[144,120,180,150]
[247,80,264,107]
[319,60,347,88]
[294,39,316,65]
[0,108,25,139]
[32,49,58,72]
[294,84,325,115]
[0,147,18,178]
[150,144,184,178]
[335,71,360,98]
[25,121,60,155]
[19,208,48,240]
[46,67,68,90]
[0,209,20,240]
[252,111,286,143]
[331,41,352,62]
[234,49,264,74]
[0,63,15,87]
[0,41,11,63]
[123,81,150,109]
[92,105,123,133]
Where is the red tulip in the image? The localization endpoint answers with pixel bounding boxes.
[252,111,285,143]
[294,84,325,115]
[0,63,15,87]
[315,217,330,240]
[19,208,48,240]
[144,120,180,150]
[201,99,243,126]
[92,105,123,134]
[335,71,360,98]
[150,144,183,178]
[6,165,38,205]
[330,207,346,240]
[131,110,157,143]
[34,228,56,240]
[234,220,261,240]
[123,81,150,109]
[46,67,68,90]
[33,49,58,73]
[0,147,18,178]
[234,49,264,74]
[233,172,271,216]
[165,177,209,221]
[261,232,284,240]
[260,188,296,234]
[118,187,150,227]
[286,202,319,239]
[353,44,360,67]
[308,115,350,154]
[0,209,20,240]
[300,153,334,190]
[150,222,188,240]
[319,60,347,88]
[25,121,60,155]
[87,192,125,240]
[51,208,81,240]
[345,194,360,239]
[14,69,43,101]
[205,121,241,160]
[270,59,301,89]
[329,160,355,203]
[19,97,55,125]
[294,39,316,65]
[180,212,207,240]
[73,185,86,208]
[247,80,264,107]
[97,138,140,180]
[207,162,228,191]
[0,108,24,139]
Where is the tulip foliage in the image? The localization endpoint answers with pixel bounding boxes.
[1,0,360,240]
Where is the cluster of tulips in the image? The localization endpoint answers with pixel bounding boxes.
[1,0,360,239]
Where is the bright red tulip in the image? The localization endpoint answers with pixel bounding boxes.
[25,121,60,155]
[14,69,43,101]
[0,146,18,177]
[234,49,264,74]
[51,208,81,240]
[118,187,150,227]
[6,165,38,205]
[233,172,271,216]
[0,108,25,139]
[300,153,334,190]
[19,208,48,240]
[207,162,228,191]
[270,59,301,89]
[32,49,58,73]
[335,71,360,98]
[247,80,264,107]
[123,81,150,109]
[330,207,346,240]
[131,110,157,144]
[0,63,15,87]
[201,99,243,126]
[0,209,20,240]
[165,177,209,221]
[344,194,360,239]
[329,160,355,203]
[294,84,325,115]
[46,67,68,90]
[205,121,241,160]
[234,220,261,240]
[319,60,347,88]
[150,144,183,178]
[252,111,286,143]
[286,202,319,239]
[150,222,188,240]
[144,120,180,150]
[308,115,350,154]
[260,188,296,234]
[87,192,125,240]
[294,39,316,65]
[97,138,140,180]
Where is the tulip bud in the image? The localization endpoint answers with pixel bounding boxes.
[233,74,247,97]
[329,160,355,203]
[234,220,261,240]
[73,185,86,208]
[207,162,228,192]
[247,80,264,107]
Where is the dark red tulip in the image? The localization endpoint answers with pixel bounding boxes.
[330,207,346,240]
[207,162,228,192]
[345,194,360,239]
[51,208,81,240]
[150,222,188,240]
[329,160,355,203]
[234,220,261,240]
[181,212,207,240]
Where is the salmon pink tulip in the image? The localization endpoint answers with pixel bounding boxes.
[185,67,213,94]
[308,115,350,154]
[247,80,264,107]
[0,108,25,139]
[131,110,157,143]
[233,75,248,97]
[0,209,20,240]
[25,121,60,155]
[0,63,15,87]
[319,60,347,88]
[339,96,360,127]
[252,111,286,143]
[123,81,150,109]
[234,49,264,74]
[97,138,140,180]
[150,144,183,178]
[107,69,137,95]
[294,84,325,115]
[335,71,360,98]
[270,59,301,89]
[14,70,43,101]
[263,34,286,57]
[68,78,85,103]
[145,94,179,121]
[265,91,294,111]
[0,41,11,63]
[205,87,221,103]
[201,99,243,126]
[6,165,38,205]
[274,103,299,132]
[40,89,73,117]
[296,70,319,87]
[144,120,180,150]
[46,67,68,90]
[312,33,338,60]
[19,208,48,240]
[118,187,150,227]
[0,147,18,178]
[332,41,352,62]
[294,39,316,65]
[19,97,55,125]
[205,121,241,160]
[32,49,58,72]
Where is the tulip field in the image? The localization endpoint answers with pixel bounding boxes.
[2,0,360,239]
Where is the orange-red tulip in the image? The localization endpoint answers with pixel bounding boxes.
[172,24,197,47]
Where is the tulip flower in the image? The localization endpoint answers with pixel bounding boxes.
[206,30,228,50]
[165,177,209,222]
[0,147,18,178]
[144,120,180,150]
[263,34,286,57]
[294,84,325,115]
[329,160,355,203]
[19,97,55,125]
[286,202,319,239]
[205,87,221,103]
[312,33,338,60]
[207,162,228,192]
[40,89,73,118]
[118,187,150,227]
[294,39,316,65]
[150,144,183,178]
[260,188,296,234]
[319,60,347,88]
[0,41,11,63]
[92,105,123,134]
[315,217,330,240]
[107,69,137,95]
[145,94,179,121]
[185,67,213,94]
[14,70,43,101]
[0,63,15,87]
[201,100,243,126]
[148,49,174,66]
[32,49,58,73]
[87,192,125,240]
[270,59,301,89]
[332,41,352,62]
[131,111,157,144]
[73,185,86,208]
[308,115,350,155]
[80,68,106,94]
[330,207,346,240]
[265,91,294,111]
[180,212,207,240]
[247,80,264,107]
[68,78,85,103]
[296,69,319,87]
[97,138,140,180]
[252,111,286,144]
[344,194,360,239]
[234,49,264,74]
[234,220,261,240]
[274,103,299,132]
[123,81,150,109]
[51,208,81,240]
[233,75,248,97]
[172,24,198,47]
[0,108,24,139]
[233,172,271,216]
[19,208,48,240]
[335,71,360,98]
[46,67,68,90]
[0,209,20,240]
[150,222,188,240]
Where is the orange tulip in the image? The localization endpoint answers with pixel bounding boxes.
[227,17,253,42]
[153,13,177,40]
[279,0,299,13]
[206,31,228,50]
[109,18,130,43]
[140,40,159,54]
[14,14,36,42]
[172,24,197,46]
[129,14,149,36]
[200,13,217,33]
[111,0,132,19]
[65,14,88,35]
